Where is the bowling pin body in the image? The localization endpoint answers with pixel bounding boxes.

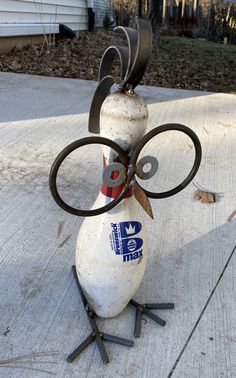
[76,91,149,318]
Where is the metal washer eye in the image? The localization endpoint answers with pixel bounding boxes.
[136,155,159,180]
[102,162,126,187]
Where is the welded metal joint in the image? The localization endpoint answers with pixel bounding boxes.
[129,299,174,338]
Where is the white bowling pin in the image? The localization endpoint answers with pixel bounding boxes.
[75,90,149,318]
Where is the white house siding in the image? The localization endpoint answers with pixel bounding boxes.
[93,0,112,27]
[0,0,88,37]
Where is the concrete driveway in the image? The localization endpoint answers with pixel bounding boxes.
[0,72,236,378]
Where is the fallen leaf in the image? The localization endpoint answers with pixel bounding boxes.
[194,189,216,203]
[193,182,224,203]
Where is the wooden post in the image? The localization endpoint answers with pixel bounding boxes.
[189,0,193,18]
[163,0,167,24]
[181,0,185,18]
[193,0,197,18]
[175,0,179,25]
[170,0,173,18]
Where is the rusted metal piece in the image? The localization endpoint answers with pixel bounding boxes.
[89,17,152,134]
[122,18,152,90]
[133,181,154,219]
[88,76,115,134]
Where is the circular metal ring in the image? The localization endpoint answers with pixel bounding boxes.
[102,162,126,187]
[136,155,159,180]
[130,123,202,199]
[49,137,129,217]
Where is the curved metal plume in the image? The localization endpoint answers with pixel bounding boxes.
[88,17,152,134]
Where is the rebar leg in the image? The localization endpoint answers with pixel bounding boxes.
[95,334,110,364]
[67,333,95,362]
[67,266,134,364]
[102,333,134,347]
[134,306,142,337]
[129,298,174,338]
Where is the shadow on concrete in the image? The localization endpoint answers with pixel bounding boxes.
[0,72,96,123]
[0,72,217,124]
[136,218,236,376]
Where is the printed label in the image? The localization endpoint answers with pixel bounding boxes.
[109,221,143,262]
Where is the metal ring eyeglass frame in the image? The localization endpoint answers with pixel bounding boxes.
[49,123,202,217]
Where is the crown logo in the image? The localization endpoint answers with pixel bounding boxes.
[125,224,136,235]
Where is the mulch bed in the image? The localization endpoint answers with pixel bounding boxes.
[0,30,235,93]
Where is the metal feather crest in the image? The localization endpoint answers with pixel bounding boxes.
[88,17,152,134]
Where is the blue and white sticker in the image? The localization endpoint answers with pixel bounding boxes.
[109,221,143,262]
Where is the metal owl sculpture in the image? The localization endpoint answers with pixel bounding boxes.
[49,18,202,363]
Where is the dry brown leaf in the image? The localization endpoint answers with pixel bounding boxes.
[1,30,234,93]
[227,209,236,222]
[193,182,224,203]
[194,189,216,203]
[133,182,154,219]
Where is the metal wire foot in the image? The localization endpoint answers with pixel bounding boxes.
[67,266,134,364]
[129,299,174,337]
